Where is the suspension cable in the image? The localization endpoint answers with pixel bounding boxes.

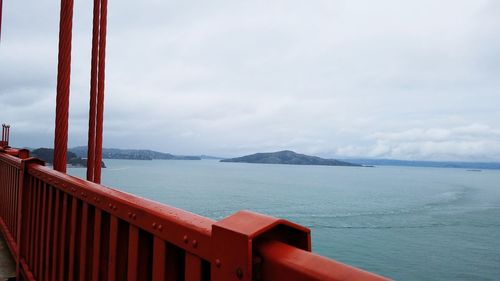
[86,0,108,183]
[53,0,75,173]
[86,0,101,182]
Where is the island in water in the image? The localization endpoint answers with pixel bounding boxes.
[221,150,361,167]
[31,148,106,168]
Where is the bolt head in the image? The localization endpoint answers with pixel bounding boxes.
[236,268,243,279]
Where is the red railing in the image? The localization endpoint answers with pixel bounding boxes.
[0,147,390,281]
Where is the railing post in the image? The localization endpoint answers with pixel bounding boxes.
[211,210,311,281]
[1,124,7,147]
[16,155,44,280]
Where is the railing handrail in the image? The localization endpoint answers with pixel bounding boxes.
[256,241,388,281]
[27,162,215,260]
[0,148,391,281]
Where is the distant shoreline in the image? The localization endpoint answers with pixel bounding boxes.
[344,159,500,170]
[29,146,499,170]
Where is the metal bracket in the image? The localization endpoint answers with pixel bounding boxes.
[211,210,310,281]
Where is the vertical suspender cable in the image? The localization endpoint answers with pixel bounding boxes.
[86,0,101,182]
[93,0,108,183]
[54,0,75,173]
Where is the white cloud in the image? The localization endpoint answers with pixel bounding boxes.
[1,0,500,161]
[336,124,500,161]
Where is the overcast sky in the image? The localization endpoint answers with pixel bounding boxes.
[1,0,499,161]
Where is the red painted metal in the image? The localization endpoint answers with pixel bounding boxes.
[257,240,389,281]
[93,0,108,184]
[54,0,75,173]
[0,149,392,281]
[152,237,166,281]
[86,0,101,183]
[91,209,102,281]
[1,124,10,147]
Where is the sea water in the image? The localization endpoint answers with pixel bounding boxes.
[68,160,500,280]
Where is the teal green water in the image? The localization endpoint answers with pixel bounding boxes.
[69,160,500,280]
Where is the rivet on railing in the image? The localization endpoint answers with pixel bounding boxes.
[158,224,163,231]
[152,222,157,229]
[192,240,198,248]
[112,205,117,210]
[128,212,132,218]
[215,258,222,268]
[131,213,136,219]
[236,268,243,279]
[183,235,188,243]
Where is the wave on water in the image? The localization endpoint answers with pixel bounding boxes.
[424,186,472,208]
[312,222,461,229]
[286,186,475,221]
[106,167,131,171]
[310,221,500,230]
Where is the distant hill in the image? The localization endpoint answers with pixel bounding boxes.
[221,150,360,167]
[69,146,201,161]
[31,148,106,168]
[345,159,500,170]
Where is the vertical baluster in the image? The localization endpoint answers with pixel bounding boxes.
[0,163,2,216]
[6,166,11,232]
[152,237,166,281]
[44,186,54,281]
[7,166,10,230]
[108,216,119,281]
[6,166,9,231]
[33,179,42,278]
[91,209,102,281]
[185,253,202,281]
[0,163,3,220]
[127,225,139,281]
[58,193,69,281]
[37,182,47,279]
[28,177,37,268]
[78,202,89,281]
[0,163,3,219]
[23,176,33,261]
[11,167,15,233]
[14,169,19,239]
[68,196,78,281]
[51,189,61,281]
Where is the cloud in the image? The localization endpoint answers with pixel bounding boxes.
[336,124,500,161]
[1,0,500,161]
